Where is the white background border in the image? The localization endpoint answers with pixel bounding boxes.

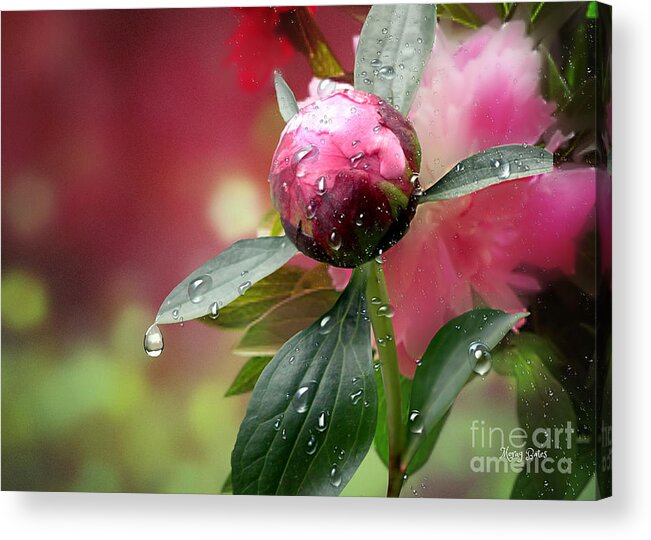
[2,0,650,537]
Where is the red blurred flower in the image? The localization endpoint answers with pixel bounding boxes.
[227,7,312,91]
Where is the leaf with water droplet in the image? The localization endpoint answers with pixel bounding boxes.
[224,356,273,397]
[354,5,437,113]
[156,236,297,325]
[404,309,528,473]
[274,71,299,122]
[420,144,554,203]
[231,267,377,495]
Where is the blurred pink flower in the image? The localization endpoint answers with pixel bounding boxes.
[328,21,596,376]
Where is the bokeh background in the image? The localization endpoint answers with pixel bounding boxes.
[2,5,601,498]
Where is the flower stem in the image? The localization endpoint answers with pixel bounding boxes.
[366,259,405,498]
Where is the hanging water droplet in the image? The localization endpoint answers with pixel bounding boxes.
[317,78,337,98]
[377,304,394,318]
[329,464,342,487]
[143,324,164,358]
[208,302,220,319]
[305,434,318,455]
[238,281,252,295]
[316,176,327,195]
[292,381,318,413]
[378,66,396,80]
[469,341,492,376]
[329,229,342,251]
[188,274,213,304]
[408,410,424,434]
[316,411,328,432]
[319,315,334,334]
[350,388,364,405]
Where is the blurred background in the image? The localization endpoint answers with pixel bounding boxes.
[2,5,603,498]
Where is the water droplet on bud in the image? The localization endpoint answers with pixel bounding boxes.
[329,230,342,251]
[317,78,337,98]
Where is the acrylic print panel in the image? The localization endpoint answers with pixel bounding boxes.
[1,3,611,499]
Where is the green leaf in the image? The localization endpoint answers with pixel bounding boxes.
[273,71,299,122]
[354,4,437,114]
[543,47,572,109]
[438,4,483,29]
[225,356,273,397]
[202,266,304,330]
[404,309,528,469]
[497,3,515,21]
[492,333,587,500]
[234,289,340,356]
[419,145,554,203]
[156,237,297,325]
[231,268,377,495]
[220,472,232,494]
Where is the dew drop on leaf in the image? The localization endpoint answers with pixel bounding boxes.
[188,274,213,304]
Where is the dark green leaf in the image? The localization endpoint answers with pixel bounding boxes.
[404,309,528,469]
[354,4,437,113]
[492,333,586,499]
[231,268,376,495]
[157,237,297,325]
[274,71,299,122]
[419,145,554,203]
[496,3,515,22]
[225,356,273,397]
[438,4,484,29]
[234,289,340,356]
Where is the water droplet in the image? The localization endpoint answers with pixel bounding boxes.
[469,341,492,376]
[144,324,164,357]
[378,66,396,80]
[288,355,295,364]
[273,415,283,431]
[377,304,394,318]
[238,281,252,295]
[373,125,381,134]
[370,296,381,305]
[496,160,511,179]
[329,230,342,251]
[306,199,317,220]
[316,411,328,432]
[292,145,319,175]
[319,315,334,334]
[370,58,382,68]
[172,308,180,320]
[209,302,220,319]
[292,381,318,414]
[351,139,360,147]
[281,428,287,440]
[317,78,337,98]
[350,151,365,168]
[305,434,318,455]
[350,388,364,405]
[408,410,424,434]
[381,27,388,35]
[329,464,342,487]
[188,274,213,304]
[316,176,327,195]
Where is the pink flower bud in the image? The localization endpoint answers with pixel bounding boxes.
[269,88,421,268]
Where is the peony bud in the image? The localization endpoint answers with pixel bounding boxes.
[269,88,421,268]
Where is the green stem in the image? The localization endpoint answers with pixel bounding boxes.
[365,259,405,497]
